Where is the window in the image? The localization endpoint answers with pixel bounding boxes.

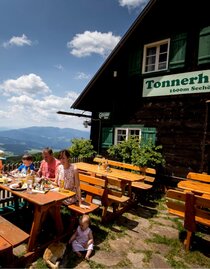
[114,128,141,144]
[101,126,157,148]
[142,39,170,74]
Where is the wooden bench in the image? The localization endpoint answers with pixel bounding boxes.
[68,172,131,222]
[187,172,210,183]
[0,236,13,266]
[106,176,130,216]
[68,173,108,221]
[0,215,30,267]
[166,189,210,251]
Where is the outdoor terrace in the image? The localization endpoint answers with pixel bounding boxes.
[0,160,210,268]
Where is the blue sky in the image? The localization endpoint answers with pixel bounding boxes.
[0,0,149,131]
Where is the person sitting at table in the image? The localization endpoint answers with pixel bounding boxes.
[12,154,35,174]
[37,147,60,181]
[55,149,81,206]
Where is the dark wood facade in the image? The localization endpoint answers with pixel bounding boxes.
[72,0,210,178]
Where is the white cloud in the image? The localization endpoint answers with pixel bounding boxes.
[0,74,89,130]
[119,0,148,10]
[67,31,121,58]
[74,72,90,80]
[0,73,51,96]
[3,34,32,48]
[3,91,89,130]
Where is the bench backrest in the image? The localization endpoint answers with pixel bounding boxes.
[79,173,107,204]
[106,176,124,197]
[93,157,156,175]
[187,172,210,183]
[166,189,210,229]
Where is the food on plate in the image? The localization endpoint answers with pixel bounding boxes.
[44,183,53,190]
[10,182,27,190]
[17,182,23,188]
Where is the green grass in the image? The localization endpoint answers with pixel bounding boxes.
[142,250,153,263]
[145,232,210,269]
[31,258,48,269]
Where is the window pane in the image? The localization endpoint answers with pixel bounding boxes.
[147,47,156,56]
[146,55,155,65]
[146,64,155,72]
[129,129,140,141]
[159,53,167,62]
[158,62,167,70]
[160,43,168,53]
[116,129,126,144]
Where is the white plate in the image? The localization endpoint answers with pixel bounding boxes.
[0,178,12,183]
[12,173,26,178]
[9,183,27,191]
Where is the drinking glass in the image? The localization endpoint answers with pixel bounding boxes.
[27,179,33,193]
[3,175,8,185]
[59,179,64,192]
[34,177,40,190]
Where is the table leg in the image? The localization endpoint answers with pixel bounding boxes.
[128,182,132,198]
[121,181,132,197]
[27,205,43,252]
[53,202,63,236]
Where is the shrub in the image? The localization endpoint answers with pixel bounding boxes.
[107,137,165,168]
[69,138,96,158]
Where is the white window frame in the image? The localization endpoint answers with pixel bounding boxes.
[114,127,141,145]
[142,39,170,74]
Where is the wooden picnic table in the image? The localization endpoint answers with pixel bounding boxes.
[75,162,145,197]
[0,180,75,252]
[177,180,210,196]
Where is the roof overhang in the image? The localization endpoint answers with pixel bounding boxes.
[57,111,92,118]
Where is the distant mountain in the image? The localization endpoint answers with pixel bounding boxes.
[0,126,90,156]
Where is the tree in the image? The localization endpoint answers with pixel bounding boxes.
[69,138,96,158]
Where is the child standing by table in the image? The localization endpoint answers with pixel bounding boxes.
[69,214,94,260]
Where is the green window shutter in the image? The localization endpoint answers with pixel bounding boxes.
[128,48,142,76]
[141,127,157,144]
[198,26,210,65]
[101,127,113,148]
[169,33,187,69]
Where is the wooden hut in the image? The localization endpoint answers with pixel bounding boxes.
[71,0,210,178]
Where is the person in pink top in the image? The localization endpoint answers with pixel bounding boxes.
[37,147,60,181]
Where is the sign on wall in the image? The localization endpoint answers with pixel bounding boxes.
[143,70,210,97]
[99,112,110,120]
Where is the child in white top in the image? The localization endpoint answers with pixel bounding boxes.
[69,214,94,260]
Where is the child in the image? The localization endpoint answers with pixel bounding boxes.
[69,214,94,260]
[12,154,35,174]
